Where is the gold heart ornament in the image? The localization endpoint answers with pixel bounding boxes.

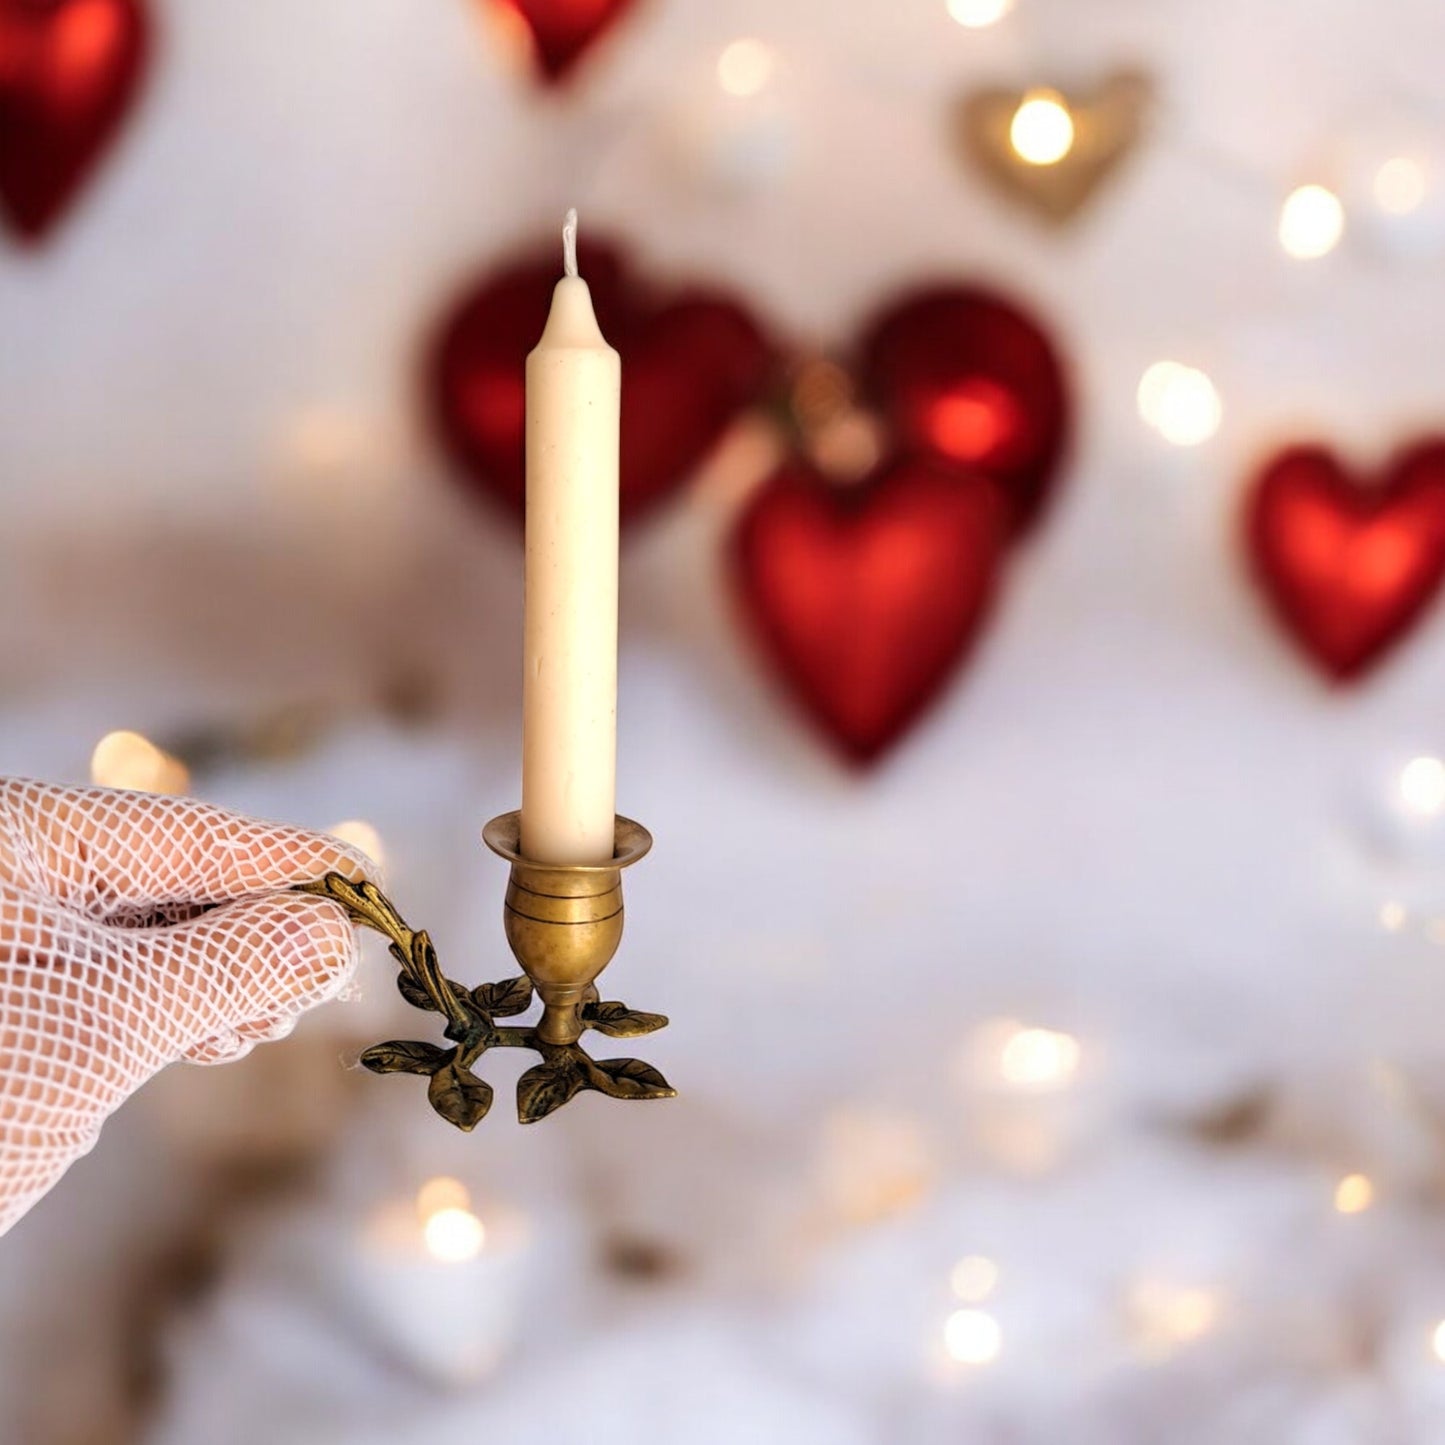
[954,72,1152,224]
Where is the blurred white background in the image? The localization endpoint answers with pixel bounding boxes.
[5,0,1445,1440]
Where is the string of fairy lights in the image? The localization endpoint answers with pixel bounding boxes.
[717,0,1435,461]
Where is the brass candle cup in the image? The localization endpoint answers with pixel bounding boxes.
[301,809,673,1127]
[482,810,652,1046]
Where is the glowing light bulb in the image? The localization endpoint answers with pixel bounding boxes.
[997,1025,1081,1089]
[1400,756,1445,815]
[950,1255,998,1302]
[1279,184,1345,259]
[944,1308,1001,1364]
[1137,361,1222,446]
[423,1205,486,1263]
[1432,1320,1445,1362]
[90,730,190,795]
[328,818,386,869]
[1374,157,1428,216]
[717,38,775,98]
[1334,1173,1374,1214]
[1009,91,1075,166]
[947,0,1014,27]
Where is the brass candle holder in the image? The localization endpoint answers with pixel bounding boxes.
[297,811,674,1128]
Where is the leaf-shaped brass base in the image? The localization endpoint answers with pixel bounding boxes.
[296,873,674,1128]
[517,1013,674,1124]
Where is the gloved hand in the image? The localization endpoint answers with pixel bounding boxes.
[0,777,376,1235]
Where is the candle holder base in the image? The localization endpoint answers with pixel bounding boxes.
[296,813,673,1128]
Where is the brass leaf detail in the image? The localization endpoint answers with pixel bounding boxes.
[473,976,534,1018]
[517,1059,584,1124]
[583,1000,668,1038]
[584,1056,676,1101]
[427,1060,494,1131]
[360,1040,455,1075]
[396,972,435,1011]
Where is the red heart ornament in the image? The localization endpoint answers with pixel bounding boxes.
[0,0,149,242]
[430,237,773,526]
[489,0,637,85]
[1246,441,1445,681]
[860,287,1070,532]
[732,456,1008,765]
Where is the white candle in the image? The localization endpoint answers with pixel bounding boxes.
[521,209,620,865]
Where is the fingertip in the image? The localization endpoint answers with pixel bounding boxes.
[301,839,380,889]
[134,889,365,1067]
[179,895,356,1065]
[239,825,382,893]
[263,894,360,1009]
[317,825,386,888]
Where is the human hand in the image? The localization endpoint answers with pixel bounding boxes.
[0,777,376,1235]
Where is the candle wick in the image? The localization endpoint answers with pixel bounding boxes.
[562,208,578,279]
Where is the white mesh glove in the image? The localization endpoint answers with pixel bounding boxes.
[0,777,377,1236]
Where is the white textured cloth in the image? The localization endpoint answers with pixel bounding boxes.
[0,778,375,1236]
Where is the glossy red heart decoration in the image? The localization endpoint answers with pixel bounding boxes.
[1246,441,1445,681]
[0,0,149,241]
[860,287,1070,531]
[489,0,638,85]
[732,456,1008,765]
[429,237,773,527]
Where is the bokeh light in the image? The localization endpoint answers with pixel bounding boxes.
[328,818,386,869]
[1279,184,1345,259]
[1373,157,1428,216]
[717,38,775,98]
[1129,1281,1219,1358]
[943,1308,1002,1364]
[90,731,190,795]
[809,411,886,482]
[1009,91,1075,166]
[1137,361,1222,446]
[422,1205,486,1263]
[1333,1172,1374,1214]
[951,1255,999,1302]
[1399,756,1445,815]
[415,1176,470,1221]
[947,0,1014,27]
[997,1024,1081,1089]
[1379,900,1407,932]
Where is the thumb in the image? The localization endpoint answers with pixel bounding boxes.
[131,891,361,1066]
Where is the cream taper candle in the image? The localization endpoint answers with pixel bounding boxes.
[520,210,620,865]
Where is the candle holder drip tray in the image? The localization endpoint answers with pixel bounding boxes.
[295,811,674,1129]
